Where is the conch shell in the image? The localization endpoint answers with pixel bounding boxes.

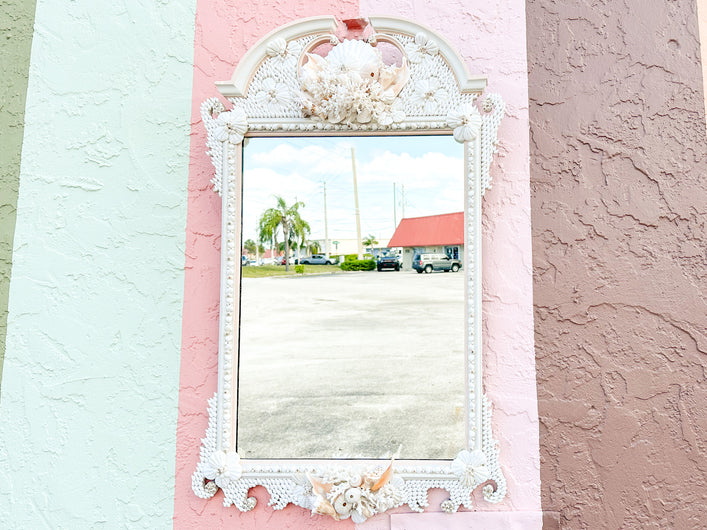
[379,58,410,99]
[371,460,394,492]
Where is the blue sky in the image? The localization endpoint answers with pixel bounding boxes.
[242,135,463,245]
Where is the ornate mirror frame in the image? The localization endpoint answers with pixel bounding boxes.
[191,15,506,522]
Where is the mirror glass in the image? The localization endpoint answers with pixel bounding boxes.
[237,135,466,460]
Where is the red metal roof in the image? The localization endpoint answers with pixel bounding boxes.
[388,212,464,247]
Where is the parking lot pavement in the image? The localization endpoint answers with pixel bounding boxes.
[237,269,466,460]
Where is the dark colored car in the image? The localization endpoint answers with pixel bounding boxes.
[377,253,401,271]
[412,253,462,273]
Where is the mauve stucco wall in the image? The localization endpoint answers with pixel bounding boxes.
[700,0,707,128]
[527,0,707,528]
[175,0,539,527]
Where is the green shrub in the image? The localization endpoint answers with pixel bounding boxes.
[344,254,358,262]
[294,264,305,274]
[340,259,376,271]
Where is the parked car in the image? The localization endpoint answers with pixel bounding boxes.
[299,254,333,265]
[242,256,249,266]
[376,252,401,271]
[412,253,462,273]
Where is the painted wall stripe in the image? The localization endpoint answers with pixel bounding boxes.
[173,1,359,527]
[360,0,540,515]
[0,0,37,400]
[0,1,196,526]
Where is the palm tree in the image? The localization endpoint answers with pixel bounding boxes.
[290,214,311,262]
[243,239,256,256]
[258,196,308,271]
[363,234,379,254]
[306,240,321,255]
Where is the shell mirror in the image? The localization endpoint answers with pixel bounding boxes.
[192,16,507,521]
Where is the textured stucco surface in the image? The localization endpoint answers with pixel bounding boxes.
[0,0,36,395]
[527,0,707,528]
[359,0,540,514]
[174,1,360,528]
[176,0,539,527]
[0,0,195,526]
[700,0,707,129]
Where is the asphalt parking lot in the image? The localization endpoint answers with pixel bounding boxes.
[237,269,466,460]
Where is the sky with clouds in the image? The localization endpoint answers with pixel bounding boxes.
[242,135,464,247]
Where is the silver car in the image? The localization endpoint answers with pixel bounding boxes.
[299,254,334,265]
[412,253,462,273]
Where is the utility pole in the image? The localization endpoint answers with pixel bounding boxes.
[393,182,397,228]
[401,184,406,219]
[323,180,330,259]
[351,147,363,259]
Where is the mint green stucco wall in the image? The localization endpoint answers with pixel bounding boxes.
[0,1,196,526]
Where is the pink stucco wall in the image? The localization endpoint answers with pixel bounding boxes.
[174,0,538,527]
[357,0,539,515]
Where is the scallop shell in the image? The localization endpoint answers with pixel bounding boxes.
[266,37,287,57]
[325,39,382,77]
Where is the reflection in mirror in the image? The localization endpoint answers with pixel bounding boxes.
[237,136,466,460]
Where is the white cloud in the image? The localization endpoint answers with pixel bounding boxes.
[243,138,464,243]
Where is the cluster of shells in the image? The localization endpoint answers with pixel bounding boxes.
[307,461,404,522]
[300,39,409,126]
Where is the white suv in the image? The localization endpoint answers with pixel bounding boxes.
[412,253,462,273]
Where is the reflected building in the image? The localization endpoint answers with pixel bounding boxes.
[388,212,464,270]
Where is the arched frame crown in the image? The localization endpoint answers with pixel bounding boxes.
[215,16,487,98]
[193,15,507,523]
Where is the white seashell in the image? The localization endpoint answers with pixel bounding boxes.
[266,37,287,57]
[349,475,362,487]
[333,494,353,515]
[326,39,382,76]
[414,32,439,55]
[448,103,482,143]
[202,450,242,489]
[450,449,490,487]
[344,487,362,503]
[350,510,368,524]
[300,53,326,85]
[378,58,409,97]
[312,497,338,518]
[356,107,372,124]
[213,109,248,144]
[405,32,440,63]
[413,78,449,114]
